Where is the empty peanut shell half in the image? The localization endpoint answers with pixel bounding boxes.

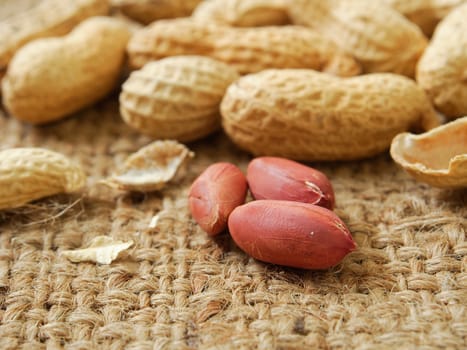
[390,117,467,188]
[102,140,194,191]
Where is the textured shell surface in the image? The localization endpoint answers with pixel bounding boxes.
[416,2,467,119]
[383,0,465,36]
[127,18,360,76]
[221,69,440,161]
[0,148,86,210]
[289,0,427,77]
[111,0,202,24]
[0,0,109,70]
[192,0,290,27]
[2,16,131,124]
[390,117,467,188]
[102,140,195,191]
[120,55,240,141]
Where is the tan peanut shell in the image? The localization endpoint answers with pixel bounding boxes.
[127,18,361,76]
[102,140,194,191]
[416,2,467,119]
[390,117,467,188]
[111,0,202,24]
[288,0,427,77]
[0,148,86,210]
[0,0,109,71]
[221,69,441,161]
[120,56,239,142]
[383,0,465,37]
[2,17,131,124]
[192,0,290,27]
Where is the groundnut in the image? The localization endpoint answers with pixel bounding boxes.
[247,156,335,209]
[228,200,356,269]
[189,162,247,236]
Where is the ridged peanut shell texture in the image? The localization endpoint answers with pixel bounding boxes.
[221,69,440,161]
[0,148,86,210]
[2,17,131,124]
[192,0,290,27]
[120,56,239,142]
[228,200,356,270]
[111,0,202,24]
[127,18,360,76]
[0,0,109,71]
[390,117,467,188]
[416,2,467,119]
[383,0,465,37]
[189,162,248,236]
[289,0,427,77]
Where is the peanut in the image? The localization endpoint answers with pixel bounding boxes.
[221,69,441,161]
[120,56,240,142]
[189,162,247,236]
[0,148,86,210]
[192,0,290,27]
[247,157,335,210]
[0,0,109,71]
[416,2,467,119]
[288,0,427,77]
[228,200,356,269]
[111,0,203,24]
[382,0,465,37]
[127,18,361,76]
[2,17,131,124]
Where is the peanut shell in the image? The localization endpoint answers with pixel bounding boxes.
[111,0,202,24]
[416,2,467,119]
[0,0,109,71]
[2,16,131,124]
[120,56,240,142]
[390,117,467,188]
[192,0,290,27]
[102,140,194,191]
[383,0,465,37]
[127,18,361,76]
[289,0,427,77]
[0,148,86,210]
[221,69,441,161]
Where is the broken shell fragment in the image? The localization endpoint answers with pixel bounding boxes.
[102,140,194,191]
[61,236,134,264]
[390,117,467,188]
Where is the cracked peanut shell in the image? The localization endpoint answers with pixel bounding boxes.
[127,18,361,76]
[102,140,194,191]
[390,117,467,188]
[221,69,441,161]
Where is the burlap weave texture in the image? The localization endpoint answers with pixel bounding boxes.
[0,100,466,349]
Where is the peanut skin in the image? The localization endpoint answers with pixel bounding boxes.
[228,200,356,269]
[247,157,335,210]
[189,162,248,236]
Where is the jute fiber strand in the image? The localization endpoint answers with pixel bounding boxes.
[0,101,466,349]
